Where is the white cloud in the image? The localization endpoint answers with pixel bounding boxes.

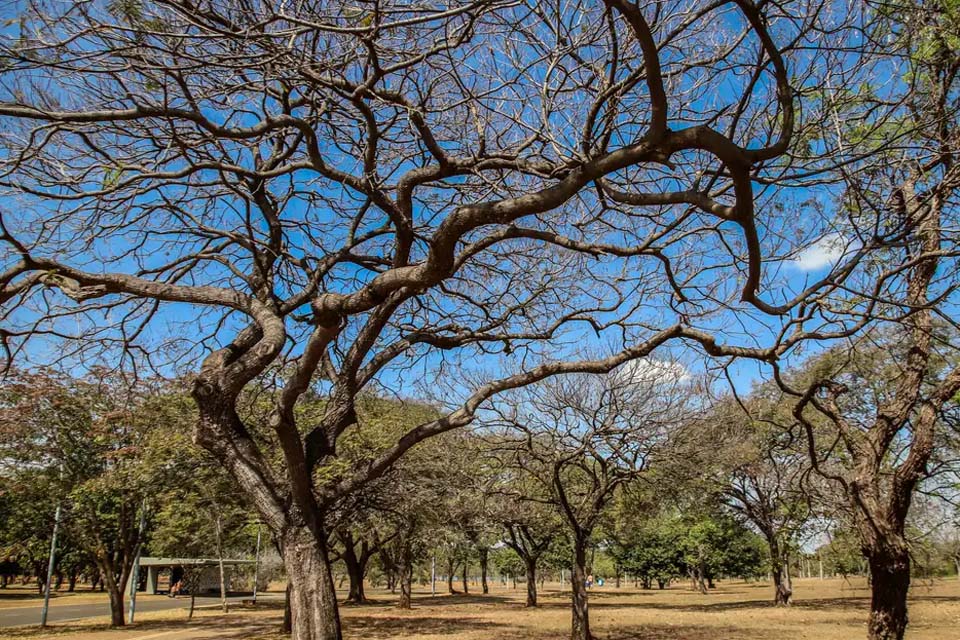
[613,358,691,387]
[792,232,848,271]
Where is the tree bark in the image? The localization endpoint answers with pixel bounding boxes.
[95,556,126,627]
[571,536,591,640]
[446,557,458,594]
[281,526,342,640]
[524,558,538,607]
[769,539,792,606]
[461,560,469,594]
[105,581,125,627]
[772,564,792,605]
[397,544,413,610]
[342,540,367,604]
[479,548,489,595]
[866,547,911,640]
[283,583,292,633]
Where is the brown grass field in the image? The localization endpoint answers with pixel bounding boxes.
[1,577,959,640]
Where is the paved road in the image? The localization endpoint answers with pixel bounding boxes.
[0,594,283,627]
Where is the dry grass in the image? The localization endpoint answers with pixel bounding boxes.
[3,577,959,640]
[326,577,960,640]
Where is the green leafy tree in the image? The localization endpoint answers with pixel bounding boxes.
[679,513,766,592]
[0,369,184,626]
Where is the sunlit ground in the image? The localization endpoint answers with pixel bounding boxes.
[1,577,958,639]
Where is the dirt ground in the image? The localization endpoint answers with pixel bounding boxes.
[1,576,959,640]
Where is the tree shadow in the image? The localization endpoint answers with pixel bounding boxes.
[550,592,960,615]
[603,624,777,640]
[342,615,514,639]
[403,592,517,608]
[0,617,236,638]
[0,611,284,639]
[0,593,46,602]
[792,593,959,612]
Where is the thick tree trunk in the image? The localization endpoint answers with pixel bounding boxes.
[106,582,125,627]
[96,557,126,627]
[867,548,911,640]
[571,537,591,640]
[281,527,342,640]
[769,539,792,606]
[524,558,538,607]
[461,561,469,594]
[479,548,489,595]
[343,544,367,604]
[772,564,792,606]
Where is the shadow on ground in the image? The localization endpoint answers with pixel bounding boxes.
[402,593,516,608]
[0,592,56,602]
[0,615,276,639]
[602,624,778,640]
[344,615,514,639]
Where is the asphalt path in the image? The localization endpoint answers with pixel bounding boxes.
[0,593,283,627]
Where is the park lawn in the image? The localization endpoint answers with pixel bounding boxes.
[1,577,959,640]
[328,577,960,640]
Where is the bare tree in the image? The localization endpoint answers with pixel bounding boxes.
[487,363,694,640]
[765,3,960,638]
[723,432,812,606]
[498,505,561,607]
[0,2,855,638]
[692,394,817,605]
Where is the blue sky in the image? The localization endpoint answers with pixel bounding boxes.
[0,0,896,414]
